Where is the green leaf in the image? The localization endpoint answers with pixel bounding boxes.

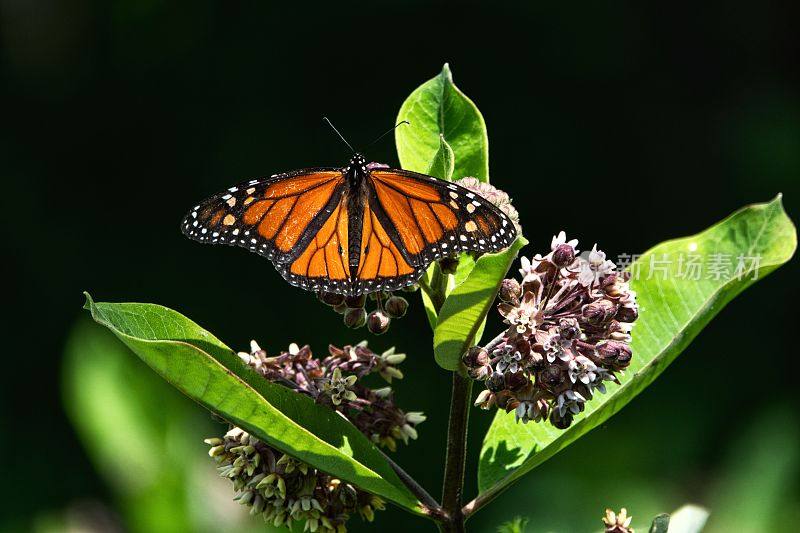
[419,248,477,332]
[478,196,796,497]
[82,293,422,513]
[396,63,489,181]
[649,513,670,533]
[433,236,527,370]
[426,134,455,181]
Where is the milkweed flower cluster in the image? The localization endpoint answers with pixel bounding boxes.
[207,340,425,531]
[206,428,385,532]
[236,340,423,449]
[464,232,638,429]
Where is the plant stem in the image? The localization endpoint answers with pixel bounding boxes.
[439,371,473,532]
[428,262,473,532]
[429,263,448,312]
[460,480,504,520]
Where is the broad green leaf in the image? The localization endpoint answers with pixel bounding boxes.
[83,293,422,513]
[419,248,478,332]
[478,196,796,497]
[396,63,489,181]
[434,236,527,370]
[426,134,455,181]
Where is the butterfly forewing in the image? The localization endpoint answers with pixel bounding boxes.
[181,169,345,268]
[366,169,516,265]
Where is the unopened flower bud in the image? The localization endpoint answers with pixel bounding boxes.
[345,294,367,308]
[486,371,505,392]
[595,341,632,370]
[582,299,617,326]
[318,291,345,306]
[615,305,638,323]
[474,389,494,409]
[558,317,581,340]
[343,307,367,329]
[405,412,427,424]
[462,346,490,368]
[603,507,634,533]
[540,364,564,389]
[552,243,576,267]
[333,302,348,314]
[367,310,391,335]
[438,257,459,274]
[402,283,420,293]
[373,386,392,398]
[504,371,529,391]
[550,409,573,429]
[498,278,521,303]
[384,296,409,318]
[494,389,515,410]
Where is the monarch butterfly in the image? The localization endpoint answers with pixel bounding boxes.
[181,154,517,296]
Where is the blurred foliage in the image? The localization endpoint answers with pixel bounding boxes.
[667,505,709,533]
[470,408,797,532]
[497,516,529,533]
[704,410,799,532]
[60,319,267,533]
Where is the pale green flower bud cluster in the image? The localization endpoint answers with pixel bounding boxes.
[206,427,385,532]
[216,340,426,529]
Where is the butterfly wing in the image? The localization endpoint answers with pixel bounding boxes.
[181,169,346,287]
[183,166,517,297]
[364,169,516,272]
[350,191,423,294]
[280,187,352,293]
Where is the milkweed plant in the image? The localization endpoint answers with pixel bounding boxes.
[84,64,796,532]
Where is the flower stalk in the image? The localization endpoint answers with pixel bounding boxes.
[439,372,473,532]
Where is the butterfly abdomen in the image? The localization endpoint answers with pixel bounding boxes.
[345,180,366,281]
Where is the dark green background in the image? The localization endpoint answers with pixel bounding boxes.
[2,1,798,531]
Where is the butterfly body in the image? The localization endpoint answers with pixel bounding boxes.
[182,154,516,296]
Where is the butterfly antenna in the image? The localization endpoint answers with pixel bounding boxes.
[366,120,410,149]
[322,117,355,154]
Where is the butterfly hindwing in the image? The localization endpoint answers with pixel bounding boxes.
[281,192,351,293]
[350,198,423,294]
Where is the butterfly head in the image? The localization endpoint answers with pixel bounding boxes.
[344,153,368,185]
[348,153,367,170]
